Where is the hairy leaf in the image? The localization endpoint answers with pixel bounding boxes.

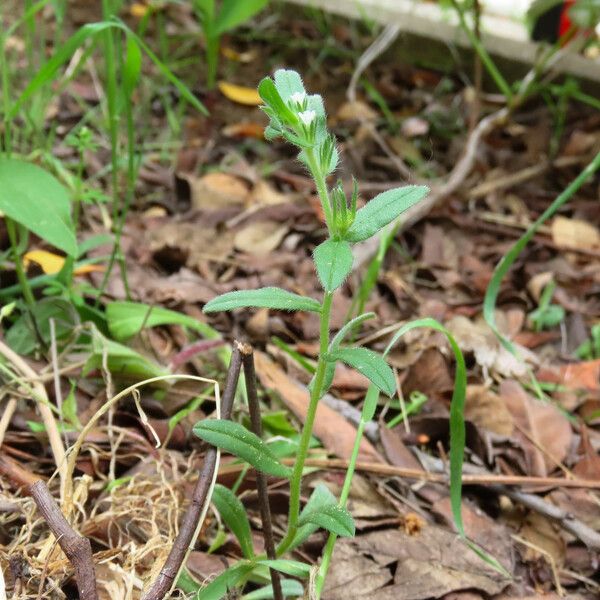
[313,239,353,292]
[298,503,355,537]
[329,347,395,397]
[345,185,429,242]
[193,420,292,478]
[212,484,254,559]
[203,288,321,313]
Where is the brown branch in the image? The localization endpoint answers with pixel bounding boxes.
[241,343,284,600]
[0,455,98,600]
[142,342,243,600]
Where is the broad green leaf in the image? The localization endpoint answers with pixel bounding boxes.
[193,420,292,478]
[106,301,220,341]
[298,503,355,537]
[329,312,375,352]
[289,484,337,551]
[212,484,254,559]
[203,288,321,314]
[273,69,305,102]
[6,298,78,355]
[84,332,169,381]
[0,159,76,256]
[215,0,268,34]
[196,561,253,600]
[329,347,395,397]
[242,579,305,600]
[313,239,353,292]
[257,559,311,578]
[258,77,297,123]
[345,185,429,243]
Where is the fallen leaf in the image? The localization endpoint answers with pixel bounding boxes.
[24,250,105,275]
[218,81,262,106]
[248,179,289,206]
[222,122,265,139]
[234,220,289,256]
[129,2,149,17]
[187,172,249,210]
[537,359,600,391]
[500,380,572,477]
[519,512,565,568]
[464,385,514,436]
[551,216,600,251]
[335,101,378,123]
[254,351,383,463]
[572,425,600,480]
[324,526,509,600]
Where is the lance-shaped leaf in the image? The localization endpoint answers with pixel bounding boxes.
[196,561,253,600]
[313,239,353,292]
[289,484,337,551]
[257,559,312,578]
[193,420,292,478]
[273,69,305,101]
[298,503,355,537]
[203,287,321,314]
[329,312,375,352]
[211,484,254,559]
[330,347,395,397]
[345,185,429,242]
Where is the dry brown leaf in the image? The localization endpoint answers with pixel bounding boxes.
[234,220,289,256]
[551,216,600,251]
[500,380,572,477]
[464,384,514,436]
[254,351,383,463]
[335,100,378,122]
[248,179,289,206]
[519,512,565,568]
[537,359,600,391]
[188,172,249,209]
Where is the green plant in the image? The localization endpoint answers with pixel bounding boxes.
[192,70,473,598]
[528,280,565,331]
[192,0,269,89]
[575,323,600,360]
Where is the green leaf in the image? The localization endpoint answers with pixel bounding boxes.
[308,360,335,399]
[84,332,169,381]
[345,185,429,243]
[257,559,311,578]
[196,561,254,600]
[258,77,297,123]
[242,579,305,600]
[106,301,220,341]
[215,0,268,34]
[313,239,353,292]
[329,312,375,352]
[329,347,395,397]
[203,288,321,314]
[212,484,255,559]
[273,69,305,102]
[122,33,142,97]
[289,484,337,551]
[298,503,355,537]
[361,384,380,422]
[193,420,292,478]
[0,159,76,256]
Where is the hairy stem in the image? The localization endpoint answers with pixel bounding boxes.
[277,291,333,556]
[305,147,334,234]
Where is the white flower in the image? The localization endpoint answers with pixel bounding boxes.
[290,92,306,105]
[298,110,316,126]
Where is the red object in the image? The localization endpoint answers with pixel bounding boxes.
[558,0,576,40]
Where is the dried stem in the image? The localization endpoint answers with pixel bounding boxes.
[241,344,284,600]
[142,342,243,600]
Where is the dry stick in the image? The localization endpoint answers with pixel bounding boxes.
[241,344,284,600]
[0,455,98,600]
[0,340,67,502]
[142,343,243,600]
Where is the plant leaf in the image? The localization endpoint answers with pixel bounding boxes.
[218,81,262,106]
[313,239,353,292]
[329,312,375,352]
[196,561,253,600]
[298,503,355,537]
[122,33,142,97]
[345,185,429,243]
[0,159,77,256]
[203,288,321,313]
[193,420,292,478]
[329,347,395,397]
[273,69,305,102]
[215,0,268,34]
[212,484,254,559]
[257,559,311,578]
[289,483,337,551]
[106,301,220,341]
[242,579,305,600]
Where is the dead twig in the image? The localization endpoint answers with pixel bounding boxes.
[241,343,284,600]
[0,455,98,600]
[141,342,243,600]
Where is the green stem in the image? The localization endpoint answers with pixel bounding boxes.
[451,0,513,101]
[315,416,366,596]
[305,147,334,235]
[276,291,333,556]
[205,34,219,90]
[6,218,35,308]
